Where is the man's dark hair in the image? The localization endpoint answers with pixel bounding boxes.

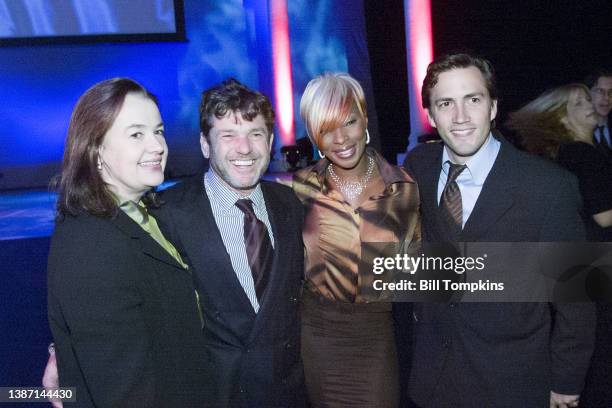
[584,69,612,89]
[421,53,498,109]
[199,78,275,140]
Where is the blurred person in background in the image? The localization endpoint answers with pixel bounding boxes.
[507,83,612,241]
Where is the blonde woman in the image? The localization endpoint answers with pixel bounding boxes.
[292,72,420,407]
[507,83,612,240]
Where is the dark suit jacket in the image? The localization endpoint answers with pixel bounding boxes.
[47,211,208,407]
[156,178,305,407]
[403,138,596,408]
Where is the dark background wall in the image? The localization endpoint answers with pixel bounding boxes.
[430,0,612,126]
[365,0,411,161]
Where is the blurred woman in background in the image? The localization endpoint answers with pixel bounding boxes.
[293,72,420,407]
[507,83,612,241]
[47,78,207,407]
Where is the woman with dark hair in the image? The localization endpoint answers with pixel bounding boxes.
[293,72,420,407]
[506,83,612,241]
[47,78,207,407]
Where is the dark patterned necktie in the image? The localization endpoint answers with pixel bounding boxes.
[440,162,467,237]
[596,126,611,150]
[235,199,273,301]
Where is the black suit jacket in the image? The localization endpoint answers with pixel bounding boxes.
[403,138,596,408]
[156,178,305,407]
[48,211,208,407]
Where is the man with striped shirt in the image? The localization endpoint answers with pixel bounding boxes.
[158,78,305,407]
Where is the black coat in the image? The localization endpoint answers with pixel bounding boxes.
[402,138,596,408]
[48,210,207,407]
[156,179,305,407]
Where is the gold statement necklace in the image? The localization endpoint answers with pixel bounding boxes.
[328,156,375,201]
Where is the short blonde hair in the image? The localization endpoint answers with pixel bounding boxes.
[506,83,590,159]
[300,72,367,146]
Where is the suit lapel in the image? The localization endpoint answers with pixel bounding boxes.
[111,210,185,271]
[419,145,450,241]
[461,140,516,241]
[177,185,256,316]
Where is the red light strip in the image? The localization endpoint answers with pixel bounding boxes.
[270,0,295,145]
[408,0,433,130]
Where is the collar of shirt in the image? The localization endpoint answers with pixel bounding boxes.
[118,199,148,224]
[204,168,266,215]
[441,132,500,187]
[309,147,415,195]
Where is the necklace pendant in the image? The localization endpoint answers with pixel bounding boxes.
[340,185,362,201]
[328,155,375,202]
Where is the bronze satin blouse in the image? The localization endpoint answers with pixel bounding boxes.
[293,148,421,303]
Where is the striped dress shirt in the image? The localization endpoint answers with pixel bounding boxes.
[204,170,275,312]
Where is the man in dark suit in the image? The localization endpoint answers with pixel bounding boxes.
[586,70,612,159]
[403,54,595,408]
[157,78,304,407]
